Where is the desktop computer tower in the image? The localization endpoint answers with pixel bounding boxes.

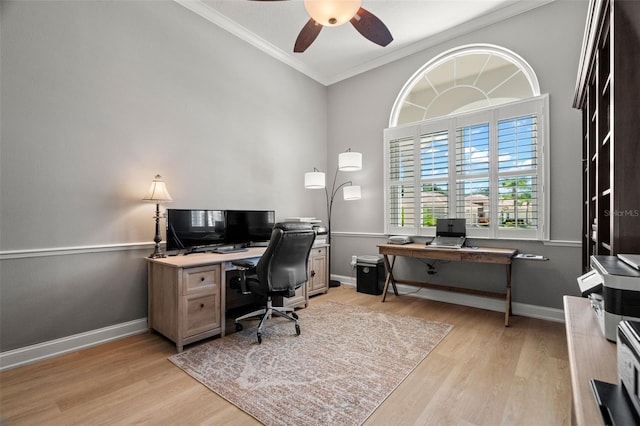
[356,255,386,295]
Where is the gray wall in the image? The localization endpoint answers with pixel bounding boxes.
[0,0,326,352]
[1,0,589,354]
[326,0,588,310]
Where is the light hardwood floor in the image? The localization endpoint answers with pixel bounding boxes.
[0,286,571,425]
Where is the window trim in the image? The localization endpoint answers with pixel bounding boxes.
[389,44,541,127]
[384,95,550,241]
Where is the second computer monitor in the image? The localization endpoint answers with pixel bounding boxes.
[225,210,276,246]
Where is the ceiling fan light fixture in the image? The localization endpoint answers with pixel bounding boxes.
[303,0,362,27]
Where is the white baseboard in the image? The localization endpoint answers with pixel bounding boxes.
[333,274,565,323]
[0,318,148,371]
[1,273,565,372]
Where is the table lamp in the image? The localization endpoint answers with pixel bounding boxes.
[142,174,173,258]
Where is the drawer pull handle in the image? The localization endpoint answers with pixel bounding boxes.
[200,303,205,309]
[201,277,205,281]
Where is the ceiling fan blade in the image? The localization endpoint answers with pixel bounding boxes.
[350,7,393,47]
[294,18,323,53]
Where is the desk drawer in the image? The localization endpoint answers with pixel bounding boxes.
[183,265,221,295]
[182,293,221,337]
[461,252,512,264]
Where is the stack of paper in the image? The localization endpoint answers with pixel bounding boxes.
[284,217,321,223]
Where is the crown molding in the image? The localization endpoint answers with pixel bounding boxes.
[174,0,332,85]
[175,0,555,87]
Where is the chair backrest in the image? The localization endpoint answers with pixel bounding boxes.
[255,222,316,294]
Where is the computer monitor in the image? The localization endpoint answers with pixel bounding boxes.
[225,210,275,246]
[166,209,225,252]
[435,218,466,237]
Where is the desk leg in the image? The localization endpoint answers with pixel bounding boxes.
[505,263,512,327]
[381,255,398,302]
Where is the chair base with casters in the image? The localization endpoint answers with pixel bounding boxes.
[234,298,300,344]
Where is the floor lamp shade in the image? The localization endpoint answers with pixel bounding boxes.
[304,171,326,189]
[338,151,362,171]
[343,185,361,200]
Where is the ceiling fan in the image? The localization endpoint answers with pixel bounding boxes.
[253,0,393,53]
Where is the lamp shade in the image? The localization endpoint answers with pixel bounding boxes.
[338,151,362,171]
[304,171,326,189]
[142,175,173,202]
[303,0,362,26]
[343,185,361,200]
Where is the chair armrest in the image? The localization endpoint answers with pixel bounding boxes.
[230,260,256,295]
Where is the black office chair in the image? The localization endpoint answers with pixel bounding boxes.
[231,222,316,344]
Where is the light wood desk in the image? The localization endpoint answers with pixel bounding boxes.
[146,245,328,351]
[563,295,617,426]
[377,243,517,326]
[146,248,266,352]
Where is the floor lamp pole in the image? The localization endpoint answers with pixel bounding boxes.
[325,167,352,288]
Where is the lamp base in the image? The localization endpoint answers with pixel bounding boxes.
[148,243,166,259]
[329,279,341,288]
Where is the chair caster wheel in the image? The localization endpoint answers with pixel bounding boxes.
[292,312,299,320]
[257,332,262,344]
[235,323,243,332]
[295,324,300,335]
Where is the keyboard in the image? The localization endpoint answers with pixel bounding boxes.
[212,247,249,254]
[428,236,465,248]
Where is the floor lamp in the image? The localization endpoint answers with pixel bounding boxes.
[142,175,173,259]
[305,149,362,287]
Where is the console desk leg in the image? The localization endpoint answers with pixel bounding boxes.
[505,263,512,327]
[381,255,398,302]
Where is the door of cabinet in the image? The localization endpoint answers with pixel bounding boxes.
[307,246,328,297]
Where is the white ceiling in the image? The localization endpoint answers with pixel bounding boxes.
[175,0,553,86]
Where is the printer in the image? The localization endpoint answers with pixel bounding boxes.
[577,255,640,341]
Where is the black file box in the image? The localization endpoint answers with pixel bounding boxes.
[356,255,386,295]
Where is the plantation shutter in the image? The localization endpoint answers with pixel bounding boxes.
[419,130,449,227]
[384,96,547,239]
[497,114,539,230]
[455,123,490,227]
[388,136,416,229]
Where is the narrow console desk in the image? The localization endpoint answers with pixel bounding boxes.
[146,245,328,352]
[377,243,517,326]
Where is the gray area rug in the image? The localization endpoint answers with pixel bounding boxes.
[169,301,453,426]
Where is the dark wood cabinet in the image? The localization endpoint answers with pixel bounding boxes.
[574,0,640,272]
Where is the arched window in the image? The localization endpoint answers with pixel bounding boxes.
[384,44,549,240]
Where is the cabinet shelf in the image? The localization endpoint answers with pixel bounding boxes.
[575,0,640,271]
[602,74,611,95]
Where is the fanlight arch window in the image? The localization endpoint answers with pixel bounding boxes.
[390,44,540,126]
[384,44,548,240]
